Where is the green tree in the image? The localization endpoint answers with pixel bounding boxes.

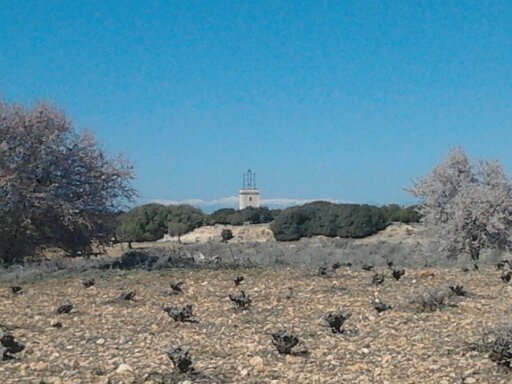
[166,204,205,230]
[380,204,421,223]
[271,201,387,241]
[116,204,205,244]
[209,208,237,224]
[167,221,189,243]
[116,204,169,243]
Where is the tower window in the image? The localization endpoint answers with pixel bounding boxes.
[249,197,252,201]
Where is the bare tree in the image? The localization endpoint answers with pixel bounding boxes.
[409,148,512,260]
[0,101,135,262]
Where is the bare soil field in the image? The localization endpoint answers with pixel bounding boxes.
[1,265,512,383]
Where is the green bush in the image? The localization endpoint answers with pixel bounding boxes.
[270,201,388,241]
[116,204,205,243]
[209,208,241,225]
[116,204,169,242]
[166,204,205,230]
[380,204,421,223]
[239,207,274,224]
[209,207,276,225]
[221,229,234,242]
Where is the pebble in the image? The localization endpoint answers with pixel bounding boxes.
[116,363,133,374]
[31,361,49,371]
[249,355,265,371]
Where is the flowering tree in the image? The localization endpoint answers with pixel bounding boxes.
[0,101,135,262]
[409,147,512,260]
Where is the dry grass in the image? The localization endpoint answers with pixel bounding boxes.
[1,266,512,383]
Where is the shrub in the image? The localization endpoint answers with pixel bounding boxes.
[380,204,421,223]
[116,204,205,243]
[270,201,387,241]
[209,208,239,225]
[209,206,277,226]
[239,206,274,224]
[116,204,169,242]
[221,229,234,242]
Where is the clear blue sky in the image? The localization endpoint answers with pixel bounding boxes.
[1,1,512,208]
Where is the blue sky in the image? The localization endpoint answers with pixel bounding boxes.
[1,1,512,209]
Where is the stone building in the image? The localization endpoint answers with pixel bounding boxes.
[239,169,260,210]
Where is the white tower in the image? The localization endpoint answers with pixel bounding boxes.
[239,169,260,210]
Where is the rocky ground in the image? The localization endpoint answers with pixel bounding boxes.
[2,264,512,383]
[156,223,276,245]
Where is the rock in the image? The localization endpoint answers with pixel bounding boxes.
[31,361,49,371]
[116,363,133,374]
[381,354,392,365]
[503,285,512,295]
[45,377,62,384]
[249,355,265,371]
[96,338,106,345]
[285,354,298,364]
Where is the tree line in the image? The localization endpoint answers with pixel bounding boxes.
[113,202,420,244]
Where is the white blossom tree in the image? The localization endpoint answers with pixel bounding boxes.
[0,101,135,262]
[409,147,512,260]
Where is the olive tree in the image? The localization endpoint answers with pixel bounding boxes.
[0,101,135,262]
[409,147,512,260]
[116,204,169,244]
[167,222,189,243]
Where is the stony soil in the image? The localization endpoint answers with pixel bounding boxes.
[1,265,512,383]
[157,223,276,245]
